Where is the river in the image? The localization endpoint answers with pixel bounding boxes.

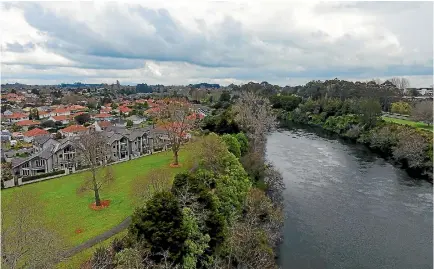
[266,128,433,269]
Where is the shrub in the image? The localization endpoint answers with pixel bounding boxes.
[21,170,65,182]
[234,133,249,155]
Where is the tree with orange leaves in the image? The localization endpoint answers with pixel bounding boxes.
[151,98,199,166]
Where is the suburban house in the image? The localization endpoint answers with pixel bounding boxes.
[52,107,71,116]
[93,113,114,121]
[23,128,50,142]
[4,112,29,123]
[92,121,112,131]
[11,126,172,179]
[16,120,41,131]
[126,115,146,125]
[59,125,88,137]
[49,115,70,125]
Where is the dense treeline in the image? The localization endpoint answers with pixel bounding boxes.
[85,91,284,268]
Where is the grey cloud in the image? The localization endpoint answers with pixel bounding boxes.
[4,42,35,53]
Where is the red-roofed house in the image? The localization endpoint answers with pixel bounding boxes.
[53,107,71,116]
[92,121,112,131]
[68,105,86,112]
[16,120,41,131]
[119,106,132,115]
[60,125,88,137]
[49,115,70,125]
[38,111,51,119]
[93,113,114,121]
[100,107,112,114]
[5,113,29,123]
[23,128,50,142]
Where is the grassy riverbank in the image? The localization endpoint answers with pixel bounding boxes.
[382,116,433,132]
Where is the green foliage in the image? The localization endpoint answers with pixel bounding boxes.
[391,101,412,115]
[270,94,302,111]
[323,114,359,134]
[129,191,187,263]
[126,119,133,128]
[321,98,343,116]
[74,113,91,125]
[181,207,211,269]
[357,98,382,128]
[219,90,231,102]
[221,134,241,158]
[202,108,240,134]
[234,132,249,155]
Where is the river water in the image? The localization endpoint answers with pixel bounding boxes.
[266,128,433,269]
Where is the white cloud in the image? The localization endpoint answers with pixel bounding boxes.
[0,1,432,86]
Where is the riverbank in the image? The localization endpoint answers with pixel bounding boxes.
[278,112,433,182]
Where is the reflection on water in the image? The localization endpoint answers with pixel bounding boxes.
[266,129,433,269]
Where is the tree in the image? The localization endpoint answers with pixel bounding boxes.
[390,77,410,92]
[29,108,39,120]
[234,132,249,155]
[358,98,382,128]
[391,101,412,115]
[40,120,55,128]
[219,90,231,102]
[74,130,113,206]
[10,124,21,132]
[1,190,65,268]
[126,119,133,129]
[1,162,12,189]
[411,101,433,125]
[129,191,187,263]
[392,127,431,168]
[151,98,197,166]
[232,91,276,152]
[221,134,241,158]
[74,113,91,125]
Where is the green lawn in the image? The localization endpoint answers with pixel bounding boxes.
[56,230,128,269]
[382,116,433,132]
[1,148,194,249]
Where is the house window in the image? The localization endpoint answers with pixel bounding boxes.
[59,154,63,158]
[113,154,116,157]
[35,159,45,167]
[113,145,115,149]
[22,162,29,168]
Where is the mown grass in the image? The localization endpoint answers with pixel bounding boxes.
[56,230,128,269]
[1,148,194,249]
[382,116,433,132]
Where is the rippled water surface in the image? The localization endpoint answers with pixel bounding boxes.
[266,129,433,269]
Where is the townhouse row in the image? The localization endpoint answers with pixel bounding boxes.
[11,125,171,178]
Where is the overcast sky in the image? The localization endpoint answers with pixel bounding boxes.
[1,1,433,87]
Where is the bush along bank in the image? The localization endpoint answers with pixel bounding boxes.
[274,96,433,181]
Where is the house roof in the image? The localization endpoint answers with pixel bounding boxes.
[33,135,51,145]
[5,112,28,119]
[16,120,40,126]
[51,115,69,121]
[53,108,69,114]
[68,105,86,111]
[98,121,112,128]
[60,125,88,133]
[94,113,112,118]
[23,128,50,137]
[119,106,132,113]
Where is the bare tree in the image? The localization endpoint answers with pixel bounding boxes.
[1,190,65,269]
[390,77,410,91]
[411,100,433,125]
[74,130,113,206]
[225,189,283,269]
[151,98,198,166]
[232,91,277,152]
